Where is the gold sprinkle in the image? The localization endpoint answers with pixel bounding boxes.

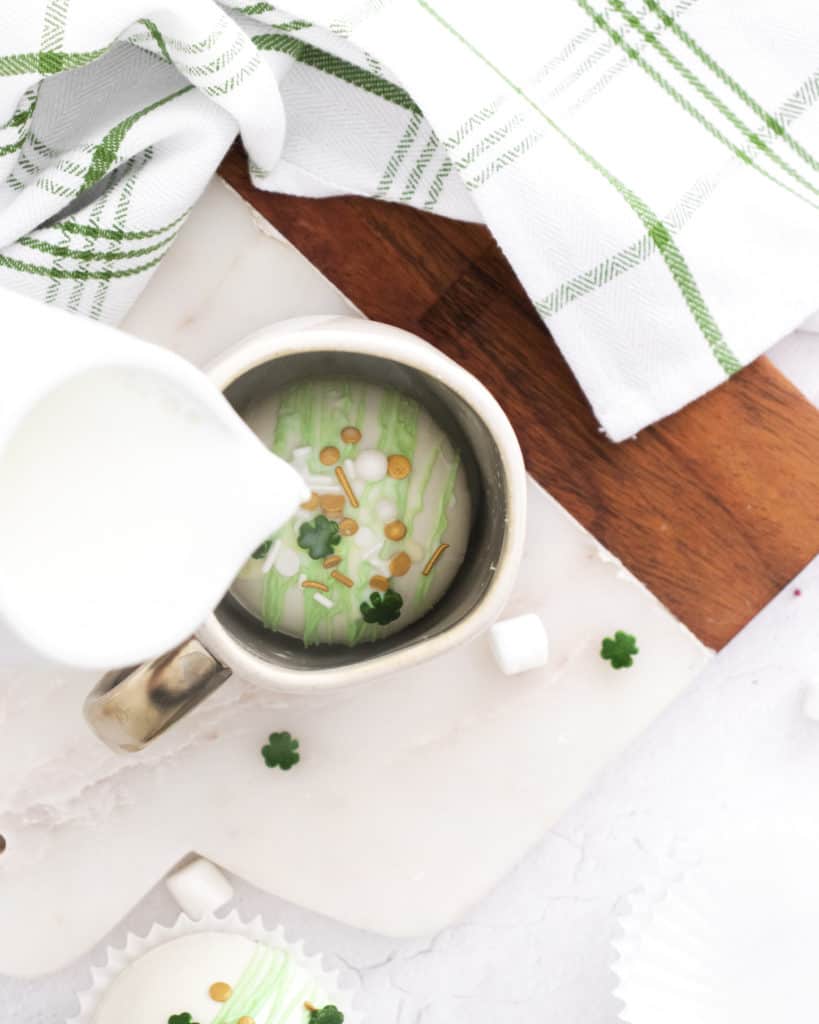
[209,982,233,1003]
[238,1018,255,1024]
[340,426,361,444]
[331,570,354,588]
[323,554,342,568]
[389,551,411,577]
[302,580,329,592]
[334,465,359,508]
[320,493,345,518]
[422,543,450,576]
[370,574,389,592]
[319,445,340,465]
[384,520,407,541]
[301,491,319,510]
[339,517,358,536]
[304,1004,318,1014]
[387,454,411,479]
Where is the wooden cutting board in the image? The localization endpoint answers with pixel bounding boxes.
[220,144,819,650]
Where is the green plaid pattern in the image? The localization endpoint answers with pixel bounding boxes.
[2,0,818,439]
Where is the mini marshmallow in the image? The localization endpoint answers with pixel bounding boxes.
[165,857,233,919]
[488,613,549,676]
[355,449,388,482]
[803,681,819,721]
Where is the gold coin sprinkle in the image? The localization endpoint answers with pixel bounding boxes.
[370,574,389,591]
[340,426,361,444]
[302,580,330,592]
[339,517,358,536]
[209,982,233,1003]
[387,454,411,479]
[301,491,320,510]
[384,519,407,541]
[320,493,345,518]
[238,1018,255,1024]
[319,446,339,466]
[323,554,342,568]
[422,543,450,576]
[334,465,359,508]
[389,551,411,577]
[331,570,354,588]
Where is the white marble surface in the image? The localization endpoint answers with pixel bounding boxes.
[0,180,708,974]
[2,179,818,1021]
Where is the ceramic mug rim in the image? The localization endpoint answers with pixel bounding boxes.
[197,315,527,694]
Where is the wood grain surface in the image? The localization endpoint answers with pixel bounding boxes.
[219,144,819,650]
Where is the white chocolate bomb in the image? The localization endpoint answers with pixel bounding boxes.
[231,378,472,647]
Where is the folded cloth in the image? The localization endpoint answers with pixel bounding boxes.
[2,1,819,440]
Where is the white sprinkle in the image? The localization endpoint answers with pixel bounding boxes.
[292,446,312,459]
[355,449,388,482]
[375,498,398,522]
[313,592,334,609]
[344,458,357,480]
[354,526,377,549]
[298,573,306,586]
[405,539,424,562]
[307,473,342,489]
[275,548,300,578]
[262,539,281,574]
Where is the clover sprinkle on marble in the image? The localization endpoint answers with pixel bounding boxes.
[601,631,639,669]
[261,732,301,770]
[168,1014,199,1024]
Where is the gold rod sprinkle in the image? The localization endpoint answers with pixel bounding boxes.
[422,543,450,577]
[331,570,354,588]
[302,580,329,592]
[323,554,342,568]
[334,465,359,508]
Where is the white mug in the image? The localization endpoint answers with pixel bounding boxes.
[85,316,527,751]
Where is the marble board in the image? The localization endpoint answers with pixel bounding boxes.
[0,180,710,978]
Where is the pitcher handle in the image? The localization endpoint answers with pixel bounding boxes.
[84,637,232,753]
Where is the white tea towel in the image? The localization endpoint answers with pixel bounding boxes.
[2,0,819,440]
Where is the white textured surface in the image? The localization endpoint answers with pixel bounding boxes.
[1,180,817,1021]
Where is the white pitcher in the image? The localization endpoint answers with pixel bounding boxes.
[0,289,308,669]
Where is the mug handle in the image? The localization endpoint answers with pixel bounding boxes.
[84,637,232,753]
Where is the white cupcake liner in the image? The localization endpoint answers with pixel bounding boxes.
[68,909,363,1024]
[613,826,819,1024]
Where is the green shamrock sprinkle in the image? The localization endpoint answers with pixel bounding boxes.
[168,1014,199,1024]
[262,731,301,770]
[601,631,639,669]
[360,589,403,626]
[252,539,273,559]
[298,515,341,560]
[308,1006,345,1024]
